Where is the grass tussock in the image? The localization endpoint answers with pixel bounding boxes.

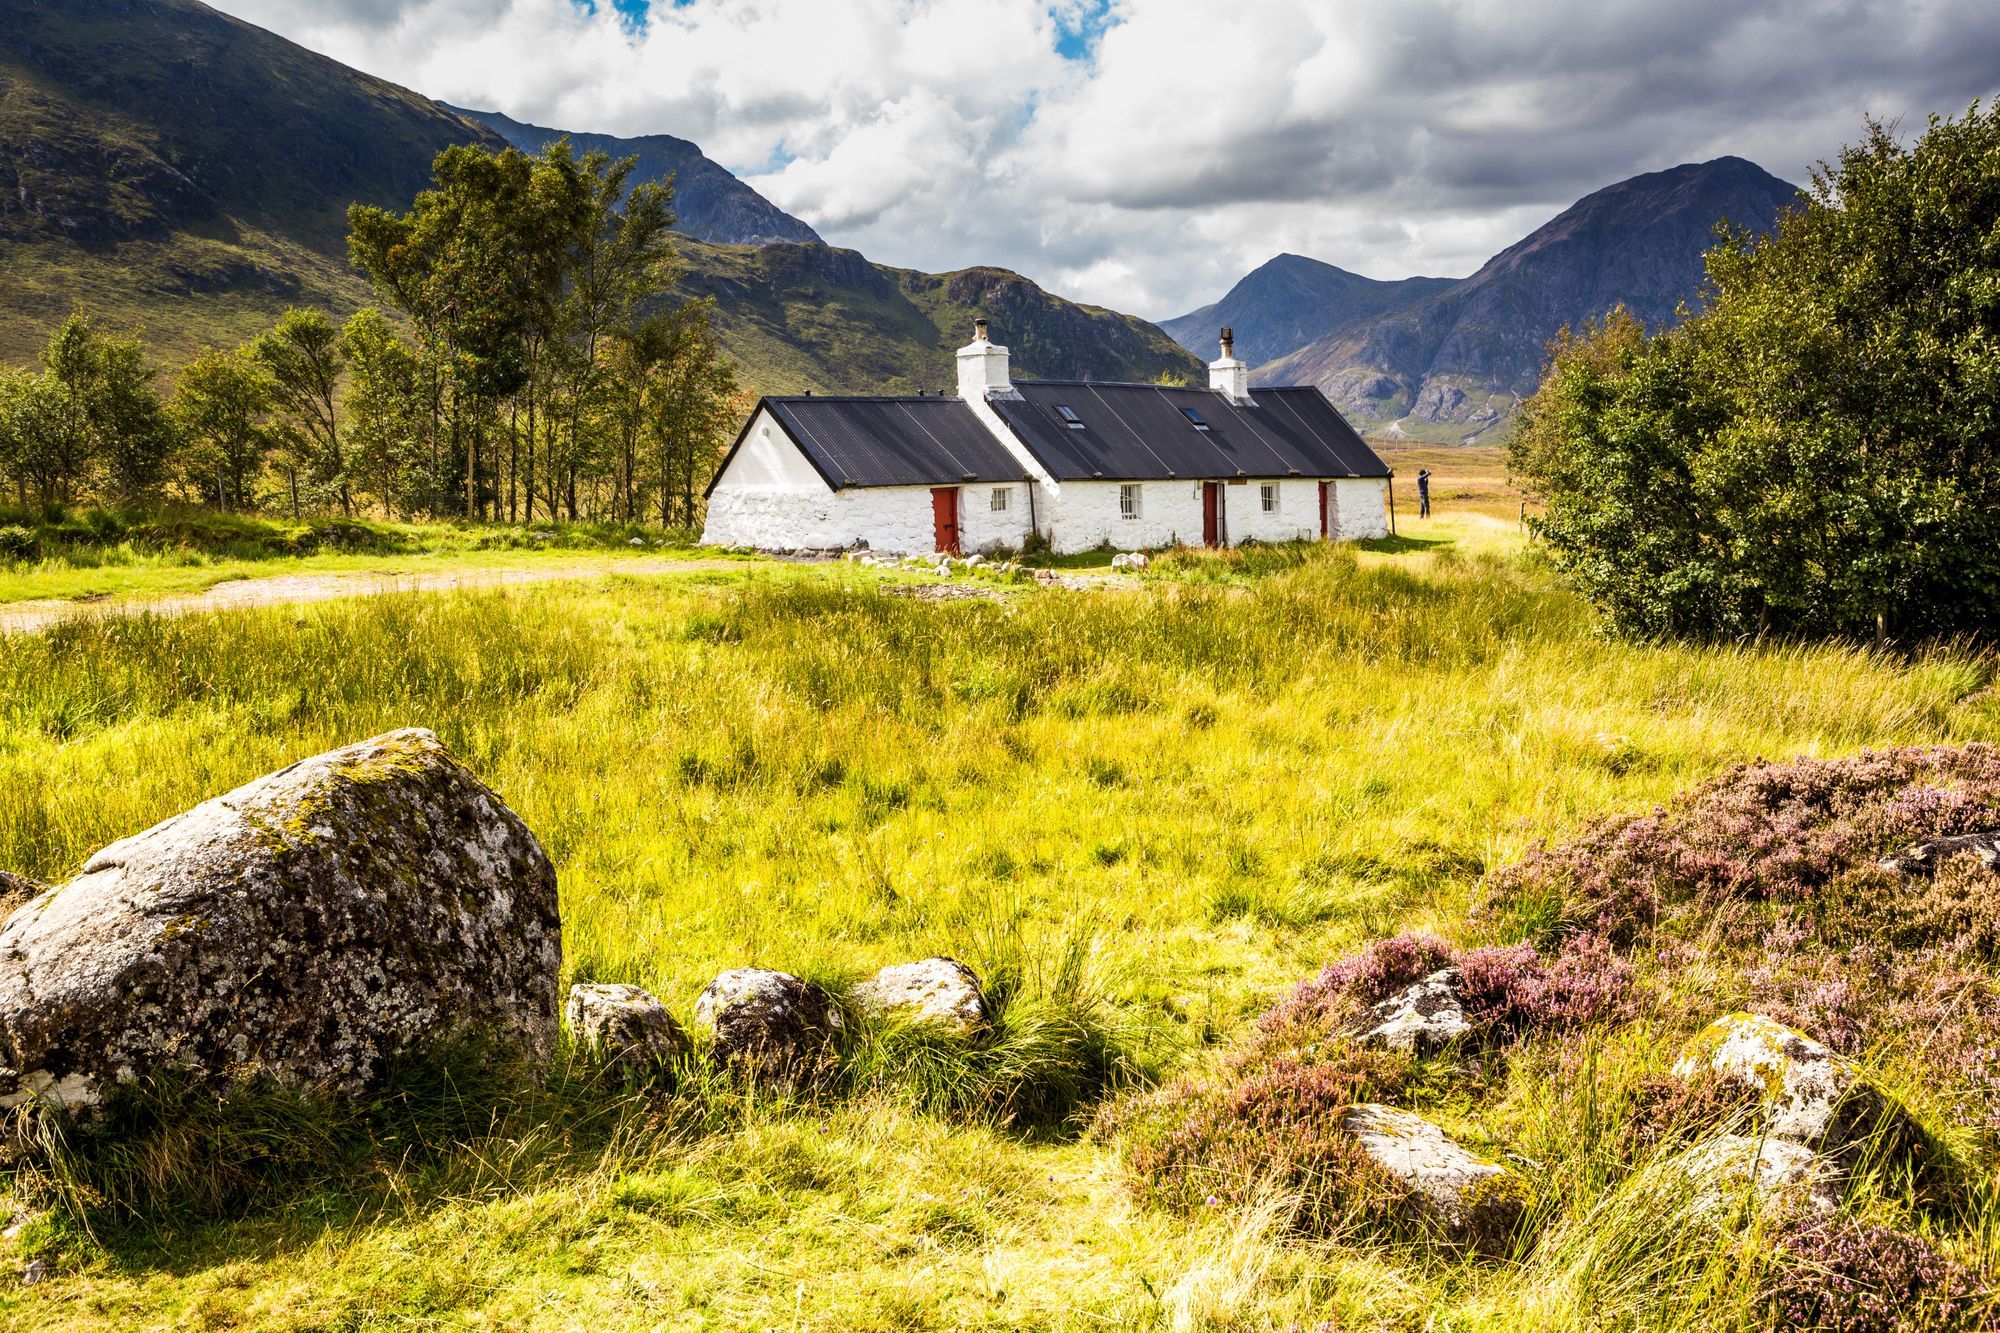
[1,539,1999,1327]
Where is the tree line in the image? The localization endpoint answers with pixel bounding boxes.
[1510,103,2000,644]
[0,141,745,529]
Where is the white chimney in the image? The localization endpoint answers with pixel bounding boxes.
[957,317,1017,400]
[1209,326,1252,405]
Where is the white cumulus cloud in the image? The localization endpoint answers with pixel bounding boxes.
[210,0,2000,320]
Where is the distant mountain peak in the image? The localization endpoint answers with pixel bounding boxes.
[446,105,821,249]
[1255,157,1802,442]
[1161,254,1457,369]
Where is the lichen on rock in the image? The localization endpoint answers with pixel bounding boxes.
[693,967,844,1085]
[566,982,688,1079]
[1350,967,1470,1054]
[0,728,561,1111]
[1339,1103,1526,1253]
[850,958,990,1038]
[1672,1013,1912,1158]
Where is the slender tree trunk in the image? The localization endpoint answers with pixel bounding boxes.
[466,416,478,520]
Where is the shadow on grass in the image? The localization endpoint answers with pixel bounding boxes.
[1357,532,1455,555]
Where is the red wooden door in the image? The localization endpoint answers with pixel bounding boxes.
[1318,481,1330,538]
[931,486,960,554]
[1202,482,1220,547]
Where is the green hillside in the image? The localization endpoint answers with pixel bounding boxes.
[0,0,1199,391]
[679,240,1201,393]
[0,0,506,363]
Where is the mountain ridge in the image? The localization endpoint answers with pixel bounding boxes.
[1256,156,1802,441]
[1161,254,1457,369]
[448,105,823,250]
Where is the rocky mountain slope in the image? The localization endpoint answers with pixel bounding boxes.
[450,106,822,249]
[1258,158,1802,441]
[1161,254,1455,368]
[0,0,1197,389]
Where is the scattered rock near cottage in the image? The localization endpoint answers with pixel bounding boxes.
[1352,967,1470,1055]
[0,872,43,921]
[0,728,561,1112]
[693,967,844,1083]
[1671,1134,1839,1218]
[1672,1013,1912,1157]
[851,958,991,1038]
[566,983,689,1078]
[1877,831,2000,876]
[1109,551,1149,570]
[1340,1103,1526,1253]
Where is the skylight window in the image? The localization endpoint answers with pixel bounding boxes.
[1179,406,1211,431]
[1055,404,1086,429]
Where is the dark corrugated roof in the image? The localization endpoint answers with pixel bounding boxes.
[763,396,1034,490]
[988,382,1390,481]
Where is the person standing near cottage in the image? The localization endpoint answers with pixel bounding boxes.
[1417,468,1432,518]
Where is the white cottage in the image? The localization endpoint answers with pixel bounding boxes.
[702,322,1392,555]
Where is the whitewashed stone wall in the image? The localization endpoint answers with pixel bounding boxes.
[1042,479,1205,552]
[1222,479,1322,544]
[1332,478,1391,540]
[957,482,1035,552]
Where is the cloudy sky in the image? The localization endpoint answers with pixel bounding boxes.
[209,0,2000,319]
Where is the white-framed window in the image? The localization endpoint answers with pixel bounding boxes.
[1120,483,1142,519]
[1260,482,1278,513]
[990,486,1011,513]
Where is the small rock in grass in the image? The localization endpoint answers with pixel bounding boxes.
[566,983,688,1077]
[1352,967,1470,1055]
[1340,1103,1526,1254]
[693,967,844,1084]
[1877,831,2000,876]
[627,537,644,547]
[1110,551,1150,570]
[851,958,990,1037]
[1672,1013,1913,1157]
[1671,1134,1839,1218]
[0,729,561,1113]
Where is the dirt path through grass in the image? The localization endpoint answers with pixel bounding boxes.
[0,558,737,634]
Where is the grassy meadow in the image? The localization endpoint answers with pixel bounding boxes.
[0,492,1995,1328]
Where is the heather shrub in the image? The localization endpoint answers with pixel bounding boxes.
[1457,933,1636,1038]
[1763,1216,1995,1333]
[1487,746,2000,946]
[1114,1049,1412,1237]
[1254,930,1634,1058]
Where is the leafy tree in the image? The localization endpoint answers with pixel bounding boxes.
[169,348,275,511]
[0,313,176,506]
[1512,103,2000,643]
[254,309,351,516]
[340,308,429,519]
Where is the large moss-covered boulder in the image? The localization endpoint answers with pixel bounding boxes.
[0,729,560,1111]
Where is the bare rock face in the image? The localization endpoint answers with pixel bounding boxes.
[1353,968,1469,1054]
[1672,1134,1839,1218]
[1672,1013,1909,1156]
[851,958,990,1038]
[1340,1103,1527,1252]
[0,729,560,1111]
[566,983,688,1077]
[693,968,844,1083]
[1878,831,2000,876]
